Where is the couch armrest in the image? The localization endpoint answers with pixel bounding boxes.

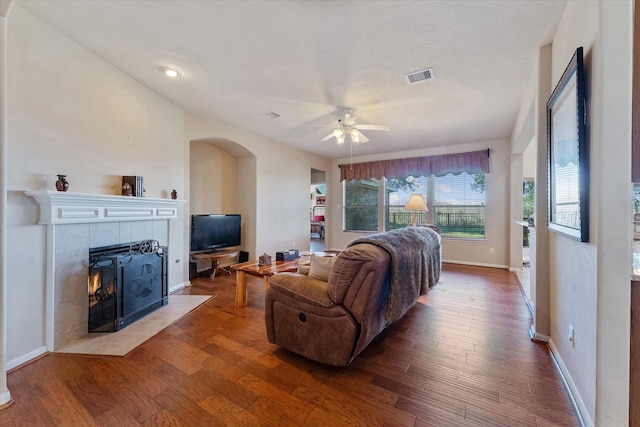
[268,273,333,307]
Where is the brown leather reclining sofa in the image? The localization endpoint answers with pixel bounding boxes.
[264,227,441,366]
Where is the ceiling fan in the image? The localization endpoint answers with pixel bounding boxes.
[315,109,390,144]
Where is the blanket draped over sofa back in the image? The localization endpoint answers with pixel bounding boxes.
[349,226,441,322]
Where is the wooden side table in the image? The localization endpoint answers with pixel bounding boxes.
[231,256,308,307]
[191,249,240,280]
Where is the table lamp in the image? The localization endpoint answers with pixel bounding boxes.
[404,194,428,227]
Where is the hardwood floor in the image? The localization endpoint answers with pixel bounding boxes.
[2,264,580,426]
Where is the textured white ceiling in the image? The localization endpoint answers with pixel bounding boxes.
[17,0,566,159]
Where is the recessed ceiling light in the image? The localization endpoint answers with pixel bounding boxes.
[160,66,181,78]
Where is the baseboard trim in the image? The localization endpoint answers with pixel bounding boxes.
[514,274,533,315]
[6,345,48,371]
[529,326,549,342]
[548,339,592,427]
[0,395,14,409]
[169,281,191,293]
[442,259,508,269]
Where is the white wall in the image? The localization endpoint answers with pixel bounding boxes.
[549,2,632,425]
[589,2,632,424]
[189,141,238,215]
[236,156,257,257]
[311,169,325,185]
[328,139,510,267]
[522,141,536,180]
[510,1,633,425]
[6,5,333,369]
[189,140,241,271]
[509,57,538,273]
[184,113,331,262]
[6,6,187,363]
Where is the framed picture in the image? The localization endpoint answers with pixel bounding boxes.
[316,195,325,205]
[547,47,589,242]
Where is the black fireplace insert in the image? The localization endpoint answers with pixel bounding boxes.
[88,240,168,333]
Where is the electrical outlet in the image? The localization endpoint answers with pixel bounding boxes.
[291,241,296,248]
[489,248,495,254]
[568,325,575,345]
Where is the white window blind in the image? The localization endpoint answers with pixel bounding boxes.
[386,176,428,230]
[434,173,485,238]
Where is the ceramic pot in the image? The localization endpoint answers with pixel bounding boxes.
[55,174,69,192]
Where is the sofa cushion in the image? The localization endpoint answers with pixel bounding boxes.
[268,272,333,307]
[297,263,311,275]
[309,254,337,282]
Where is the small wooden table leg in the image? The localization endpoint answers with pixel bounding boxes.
[263,275,270,288]
[235,270,248,307]
[210,260,219,280]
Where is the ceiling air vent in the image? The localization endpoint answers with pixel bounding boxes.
[404,68,435,84]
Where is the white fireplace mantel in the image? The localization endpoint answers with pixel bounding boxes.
[25,191,185,224]
[23,190,187,354]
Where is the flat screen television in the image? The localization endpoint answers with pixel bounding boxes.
[190,214,241,253]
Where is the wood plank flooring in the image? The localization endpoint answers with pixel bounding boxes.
[2,263,580,426]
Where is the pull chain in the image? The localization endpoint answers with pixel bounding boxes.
[350,140,353,172]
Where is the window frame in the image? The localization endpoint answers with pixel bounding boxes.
[342,173,487,240]
[342,179,381,232]
[433,172,486,239]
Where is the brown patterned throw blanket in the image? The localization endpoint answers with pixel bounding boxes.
[349,226,441,322]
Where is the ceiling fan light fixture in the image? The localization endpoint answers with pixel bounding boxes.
[350,129,360,143]
[316,110,389,145]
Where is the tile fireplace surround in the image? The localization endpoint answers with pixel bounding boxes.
[26,191,185,352]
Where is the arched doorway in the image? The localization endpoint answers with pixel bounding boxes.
[188,138,257,264]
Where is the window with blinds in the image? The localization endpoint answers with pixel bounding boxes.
[551,163,579,228]
[343,179,379,232]
[343,173,487,238]
[434,172,485,238]
[386,176,428,230]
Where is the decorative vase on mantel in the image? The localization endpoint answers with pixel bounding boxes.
[55,174,69,192]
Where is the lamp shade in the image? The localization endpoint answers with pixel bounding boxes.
[404,194,428,211]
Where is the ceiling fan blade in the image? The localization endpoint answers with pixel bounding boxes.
[356,124,390,131]
[343,113,356,126]
[306,123,336,127]
[352,129,369,143]
[321,133,335,141]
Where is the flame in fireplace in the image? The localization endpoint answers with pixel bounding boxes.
[88,273,101,307]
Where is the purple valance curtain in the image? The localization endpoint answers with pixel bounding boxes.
[339,149,490,181]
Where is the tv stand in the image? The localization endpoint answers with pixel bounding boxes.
[191,248,240,279]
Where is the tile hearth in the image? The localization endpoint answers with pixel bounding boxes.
[56,294,212,356]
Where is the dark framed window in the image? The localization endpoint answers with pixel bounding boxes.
[343,179,379,232]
